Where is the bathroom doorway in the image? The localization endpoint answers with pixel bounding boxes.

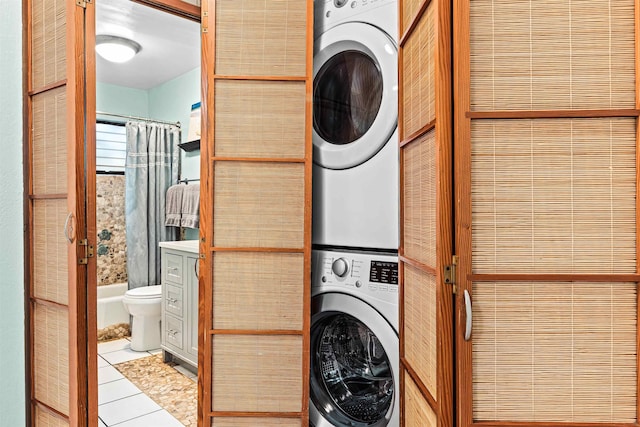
[92,1,201,425]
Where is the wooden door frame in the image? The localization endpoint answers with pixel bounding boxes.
[200,1,313,425]
[23,0,92,424]
[86,0,98,424]
[453,0,640,425]
[452,0,472,424]
[398,0,454,425]
[132,0,200,21]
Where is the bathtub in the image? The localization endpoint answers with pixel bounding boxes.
[97,282,130,330]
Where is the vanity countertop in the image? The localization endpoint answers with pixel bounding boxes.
[159,240,199,253]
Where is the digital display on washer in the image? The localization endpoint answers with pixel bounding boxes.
[369,261,398,285]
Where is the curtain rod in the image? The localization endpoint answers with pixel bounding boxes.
[96,111,181,127]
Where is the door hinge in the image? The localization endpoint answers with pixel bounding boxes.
[444,255,458,294]
[78,239,94,265]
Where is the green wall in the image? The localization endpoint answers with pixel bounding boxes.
[0,0,25,424]
[149,66,201,184]
[97,82,150,118]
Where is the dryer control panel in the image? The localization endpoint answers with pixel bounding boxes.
[314,0,397,32]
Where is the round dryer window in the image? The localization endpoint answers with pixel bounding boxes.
[314,50,383,146]
[313,22,398,170]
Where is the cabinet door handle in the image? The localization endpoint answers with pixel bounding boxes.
[63,212,75,244]
[194,259,199,279]
[464,289,472,341]
[166,297,178,304]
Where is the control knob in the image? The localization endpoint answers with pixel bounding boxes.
[331,258,349,277]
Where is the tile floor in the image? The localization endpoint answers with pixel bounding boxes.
[98,338,190,426]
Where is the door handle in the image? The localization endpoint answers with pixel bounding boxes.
[464,289,472,341]
[194,258,199,279]
[64,212,75,244]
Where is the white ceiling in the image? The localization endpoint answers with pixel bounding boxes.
[95,0,201,90]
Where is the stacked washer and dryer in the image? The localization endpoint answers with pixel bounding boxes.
[310,1,400,426]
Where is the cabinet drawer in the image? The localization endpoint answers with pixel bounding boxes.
[164,253,183,284]
[164,284,183,317]
[164,314,183,351]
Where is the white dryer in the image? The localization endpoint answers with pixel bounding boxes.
[310,249,399,427]
[312,0,399,251]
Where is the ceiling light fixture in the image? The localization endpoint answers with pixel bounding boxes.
[96,35,142,63]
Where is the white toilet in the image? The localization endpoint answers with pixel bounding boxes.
[122,285,162,351]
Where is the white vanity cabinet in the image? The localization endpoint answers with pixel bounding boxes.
[159,241,199,368]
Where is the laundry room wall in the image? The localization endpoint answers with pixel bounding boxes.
[0,0,25,424]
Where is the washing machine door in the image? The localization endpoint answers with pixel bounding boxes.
[313,22,398,170]
[310,293,399,427]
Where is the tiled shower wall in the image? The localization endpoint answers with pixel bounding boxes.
[96,175,127,286]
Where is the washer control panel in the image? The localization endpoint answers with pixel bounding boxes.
[313,249,398,296]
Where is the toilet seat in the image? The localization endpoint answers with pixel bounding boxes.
[125,285,162,299]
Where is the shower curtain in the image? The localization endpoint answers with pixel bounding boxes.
[125,121,180,289]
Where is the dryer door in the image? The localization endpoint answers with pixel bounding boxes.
[313,22,398,170]
[310,293,399,427]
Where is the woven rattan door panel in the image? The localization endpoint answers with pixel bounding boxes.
[469,0,635,111]
[35,405,70,427]
[211,335,303,412]
[404,373,438,427]
[213,162,305,248]
[25,0,91,425]
[201,0,312,425]
[400,0,453,426]
[455,0,640,425]
[214,0,306,77]
[472,281,637,422]
[31,0,66,89]
[402,7,436,137]
[32,88,68,194]
[32,200,70,305]
[471,118,637,275]
[33,303,70,416]
[214,80,306,159]
[212,252,304,330]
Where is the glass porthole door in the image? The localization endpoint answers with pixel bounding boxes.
[309,293,399,427]
[313,23,398,170]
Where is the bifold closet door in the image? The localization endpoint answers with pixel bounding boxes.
[455,0,640,426]
[199,1,313,426]
[24,0,94,425]
[399,0,453,426]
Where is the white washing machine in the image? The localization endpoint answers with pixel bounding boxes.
[312,0,399,251]
[310,249,399,427]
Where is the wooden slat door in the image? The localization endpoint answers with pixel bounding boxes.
[455,0,640,426]
[199,1,313,426]
[24,0,93,425]
[399,0,453,426]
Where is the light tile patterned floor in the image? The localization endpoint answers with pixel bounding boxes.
[97,338,195,426]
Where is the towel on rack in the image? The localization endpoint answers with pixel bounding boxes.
[165,184,184,227]
[181,183,200,228]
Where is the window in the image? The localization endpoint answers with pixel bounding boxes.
[96,122,126,173]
